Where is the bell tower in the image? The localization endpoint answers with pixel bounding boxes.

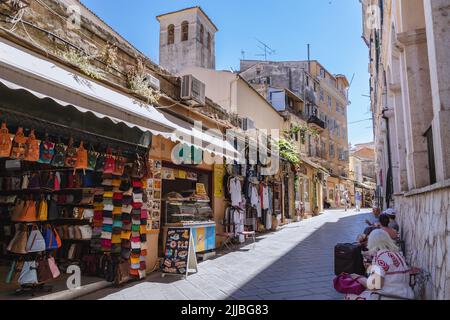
[157,6,218,75]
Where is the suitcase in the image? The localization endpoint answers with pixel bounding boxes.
[334,243,365,276]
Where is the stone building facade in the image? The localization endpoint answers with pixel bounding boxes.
[361,0,450,299]
[240,60,351,208]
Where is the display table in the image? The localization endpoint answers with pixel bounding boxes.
[162,222,216,254]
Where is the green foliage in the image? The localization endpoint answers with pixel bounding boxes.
[278,138,301,165]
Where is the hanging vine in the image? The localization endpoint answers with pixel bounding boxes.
[59,47,104,80]
[126,57,161,107]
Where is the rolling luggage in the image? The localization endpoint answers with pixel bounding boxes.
[334,243,365,276]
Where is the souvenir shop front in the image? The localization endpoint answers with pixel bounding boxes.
[148,134,235,258]
[0,38,185,297]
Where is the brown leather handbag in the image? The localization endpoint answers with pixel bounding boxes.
[11,199,26,222]
[0,122,12,158]
[114,260,130,286]
[10,127,27,160]
[113,149,126,177]
[7,224,28,254]
[24,129,40,162]
[37,257,53,283]
[20,200,38,222]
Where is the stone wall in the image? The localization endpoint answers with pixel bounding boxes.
[395,184,450,299]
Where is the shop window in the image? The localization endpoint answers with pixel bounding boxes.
[181,21,189,42]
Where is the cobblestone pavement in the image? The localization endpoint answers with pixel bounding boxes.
[78,209,371,300]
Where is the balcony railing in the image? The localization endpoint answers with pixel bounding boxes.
[307,115,326,130]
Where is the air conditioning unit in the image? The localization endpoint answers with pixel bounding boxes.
[143,73,160,91]
[181,75,206,106]
[241,117,255,131]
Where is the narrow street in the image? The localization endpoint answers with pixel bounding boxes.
[79,209,371,300]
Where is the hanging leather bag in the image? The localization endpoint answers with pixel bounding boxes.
[64,138,78,168]
[24,129,40,162]
[15,200,38,222]
[38,136,55,164]
[47,255,60,278]
[44,225,62,250]
[47,199,58,221]
[103,148,116,174]
[131,154,145,179]
[0,122,12,158]
[37,257,53,283]
[113,149,126,176]
[51,142,66,167]
[26,225,46,253]
[10,127,27,160]
[38,198,48,221]
[18,261,38,285]
[75,141,88,172]
[11,199,26,222]
[87,146,98,171]
[7,224,28,254]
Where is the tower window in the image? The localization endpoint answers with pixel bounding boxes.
[199,24,204,44]
[207,32,211,51]
[167,24,175,45]
[181,21,189,41]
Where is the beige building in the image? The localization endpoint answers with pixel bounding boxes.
[361,0,450,299]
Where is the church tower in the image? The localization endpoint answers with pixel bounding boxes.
[157,6,218,75]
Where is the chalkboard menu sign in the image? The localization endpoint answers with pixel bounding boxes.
[162,227,197,277]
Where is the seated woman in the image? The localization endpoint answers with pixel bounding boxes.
[378,214,399,240]
[345,229,414,300]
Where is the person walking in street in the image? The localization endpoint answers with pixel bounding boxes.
[343,189,350,212]
[355,191,362,212]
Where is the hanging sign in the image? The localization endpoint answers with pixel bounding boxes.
[214,164,224,197]
[162,228,198,278]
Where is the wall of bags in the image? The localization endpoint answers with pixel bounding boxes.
[0,119,153,292]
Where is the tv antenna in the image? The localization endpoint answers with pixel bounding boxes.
[241,50,246,60]
[255,38,276,61]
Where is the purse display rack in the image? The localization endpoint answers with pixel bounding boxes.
[4,222,63,296]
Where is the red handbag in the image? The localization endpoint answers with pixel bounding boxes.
[333,273,366,295]
[103,148,115,174]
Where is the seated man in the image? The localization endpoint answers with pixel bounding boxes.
[384,208,400,232]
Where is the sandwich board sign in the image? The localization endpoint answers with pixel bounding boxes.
[162,227,198,279]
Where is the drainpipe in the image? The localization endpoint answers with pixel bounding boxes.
[382,108,393,208]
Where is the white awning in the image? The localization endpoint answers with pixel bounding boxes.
[0,39,238,160]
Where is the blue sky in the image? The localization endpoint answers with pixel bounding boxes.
[80,0,373,146]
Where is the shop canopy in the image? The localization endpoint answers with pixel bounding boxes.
[0,39,238,161]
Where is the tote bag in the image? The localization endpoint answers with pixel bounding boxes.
[18,261,38,285]
[26,225,46,253]
[0,122,12,158]
[24,129,40,162]
[7,224,28,254]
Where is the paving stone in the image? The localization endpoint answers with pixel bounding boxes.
[78,210,371,300]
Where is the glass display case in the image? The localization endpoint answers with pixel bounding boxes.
[164,200,213,224]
